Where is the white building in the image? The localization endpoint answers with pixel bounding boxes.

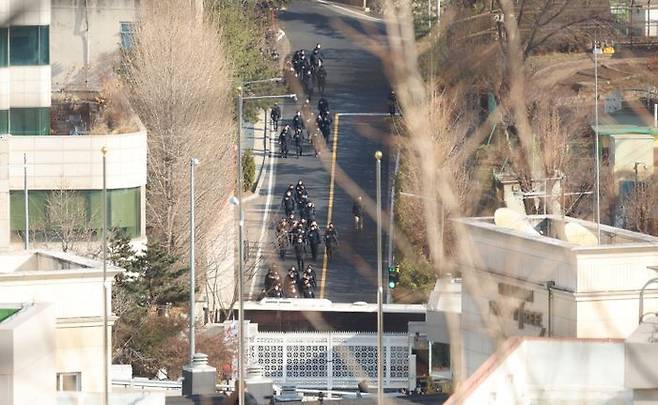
[0,0,145,251]
[0,250,122,395]
[0,303,57,405]
[445,314,658,404]
[456,215,658,379]
[445,336,631,405]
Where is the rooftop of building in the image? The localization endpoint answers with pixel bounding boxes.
[0,249,122,276]
[594,99,658,135]
[456,214,658,249]
[50,87,140,136]
[0,307,19,323]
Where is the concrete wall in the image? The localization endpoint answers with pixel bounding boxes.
[204,201,237,316]
[451,338,630,405]
[457,217,658,378]
[0,304,57,405]
[461,266,579,377]
[51,0,138,90]
[0,0,52,111]
[610,134,655,181]
[0,266,119,393]
[0,271,107,318]
[55,324,104,393]
[0,128,148,247]
[8,129,147,191]
[58,391,165,405]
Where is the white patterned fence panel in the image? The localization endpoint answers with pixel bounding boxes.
[248,331,409,389]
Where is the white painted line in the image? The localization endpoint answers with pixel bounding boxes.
[329,3,383,22]
[248,131,277,298]
[314,0,383,23]
[336,112,397,116]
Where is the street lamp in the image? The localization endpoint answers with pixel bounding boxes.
[101,146,109,405]
[189,157,200,364]
[593,40,602,243]
[236,89,296,405]
[375,150,384,405]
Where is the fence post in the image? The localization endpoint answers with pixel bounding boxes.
[385,336,391,387]
[327,333,333,391]
[282,336,288,382]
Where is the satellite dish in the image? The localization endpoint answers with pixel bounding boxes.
[494,208,540,236]
[564,222,598,246]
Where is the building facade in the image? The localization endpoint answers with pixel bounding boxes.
[456,215,658,378]
[0,0,145,251]
[0,303,57,405]
[0,250,122,395]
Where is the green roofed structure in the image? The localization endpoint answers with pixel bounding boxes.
[0,307,18,323]
[592,98,658,200]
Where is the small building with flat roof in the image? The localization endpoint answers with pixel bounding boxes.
[455,215,658,379]
[0,303,57,405]
[0,249,122,396]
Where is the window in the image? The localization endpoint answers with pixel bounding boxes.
[120,22,134,49]
[0,28,7,67]
[0,110,8,134]
[56,372,81,391]
[10,107,50,135]
[10,187,142,241]
[10,25,49,65]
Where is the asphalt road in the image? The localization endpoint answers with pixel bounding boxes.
[251,0,393,303]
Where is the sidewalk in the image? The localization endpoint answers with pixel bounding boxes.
[242,109,279,300]
[243,109,270,202]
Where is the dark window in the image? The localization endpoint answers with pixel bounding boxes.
[10,187,142,241]
[10,25,49,65]
[56,372,81,391]
[0,110,8,134]
[120,22,134,49]
[0,28,7,67]
[10,107,50,135]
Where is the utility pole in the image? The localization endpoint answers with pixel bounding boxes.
[23,153,28,250]
[189,157,200,364]
[375,150,384,405]
[237,87,246,405]
[593,38,602,243]
[101,146,109,405]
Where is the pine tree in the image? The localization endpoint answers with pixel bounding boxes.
[109,228,135,273]
[130,243,188,308]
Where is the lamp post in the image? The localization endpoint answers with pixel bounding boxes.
[375,150,384,405]
[189,157,200,364]
[101,146,109,405]
[23,153,28,250]
[594,41,602,243]
[236,90,296,405]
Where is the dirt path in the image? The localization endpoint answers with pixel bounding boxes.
[532,54,651,89]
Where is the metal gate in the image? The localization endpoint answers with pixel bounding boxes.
[248,331,409,389]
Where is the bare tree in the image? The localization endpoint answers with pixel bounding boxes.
[622,175,658,235]
[45,182,98,253]
[122,0,235,258]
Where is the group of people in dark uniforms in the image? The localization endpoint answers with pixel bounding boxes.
[260,179,339,299]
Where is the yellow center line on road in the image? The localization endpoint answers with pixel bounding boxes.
[319,113,340,299]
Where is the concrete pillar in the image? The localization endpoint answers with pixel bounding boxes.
[182,353,217,396]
